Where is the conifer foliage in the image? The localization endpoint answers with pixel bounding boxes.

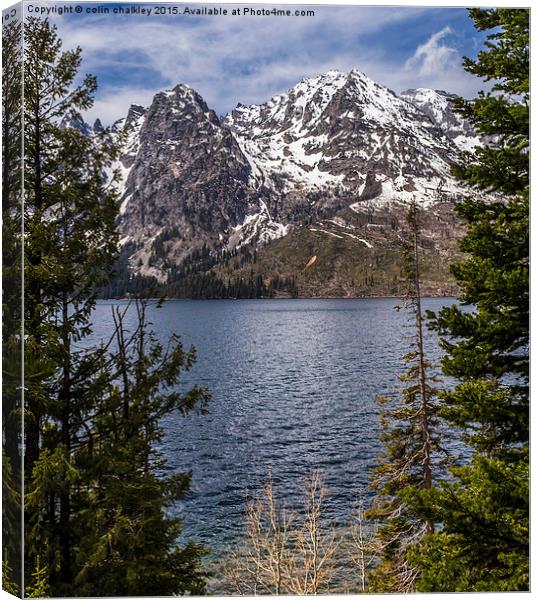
[22,16,119,592]
[2,16,23,594]
[409,9,529,591]
[367,201,440,593]
[65,301,209,596]
[2,15,211,596]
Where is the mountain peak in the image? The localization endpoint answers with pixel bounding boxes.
[128,103,146,114]
[93,118,104,133]
[348,67,370,79]
[60,112,96,138]
[295,69,348,88]
[170,82,194,94]
[161,83,201,101]
[125,104,146,122]
[155,84,212,117]
[123,104,147,130]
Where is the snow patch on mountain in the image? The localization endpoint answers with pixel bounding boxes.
[108,105,147,206]
[229,200,289,249]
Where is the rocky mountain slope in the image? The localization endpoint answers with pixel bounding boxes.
[76,69,484,298]
[399,88,481,153]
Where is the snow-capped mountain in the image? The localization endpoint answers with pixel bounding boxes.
[74,69,483,289]
[226,70,458,194]
[223,69,477,229]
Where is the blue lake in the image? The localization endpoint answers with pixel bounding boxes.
[90,297,455,550]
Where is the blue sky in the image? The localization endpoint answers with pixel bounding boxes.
[34,2,491,124]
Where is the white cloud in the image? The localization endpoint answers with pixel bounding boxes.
[404,26,457,76]
[397,25,486,97]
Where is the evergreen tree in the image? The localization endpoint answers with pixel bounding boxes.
[22,14,103,480]
[21,17,210,596]
[409,9,529,591]
[97,301,208,596]
[22,16,119,591]
[367,202,440,592]
[2,16,23,594]
[27,301,209,596]
[2,18,22,213]
[2,450,21,595]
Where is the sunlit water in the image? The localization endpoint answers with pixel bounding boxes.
[89,297,456,554]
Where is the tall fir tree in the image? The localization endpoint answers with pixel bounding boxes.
[21,16,210,596]
[367,202,440,593]
[408,9,529,591]
[22,16,119,591]
[2,16,23,595]
[26,300,210,596]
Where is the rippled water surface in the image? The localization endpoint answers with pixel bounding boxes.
[91,298,454,549]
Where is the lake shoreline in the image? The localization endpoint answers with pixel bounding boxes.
[106,293,458,302]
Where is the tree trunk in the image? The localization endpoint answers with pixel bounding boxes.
[58,292,72,585]
[25,109,43,480]
[411,204,434,535]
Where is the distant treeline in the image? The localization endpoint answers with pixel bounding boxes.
[99,242,300,299]
[165,272,299,299]
[100,270,299,300]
